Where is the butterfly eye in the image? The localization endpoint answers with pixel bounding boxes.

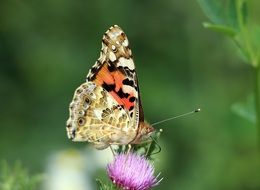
[78,117,86,126]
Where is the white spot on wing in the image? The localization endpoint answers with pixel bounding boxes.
[109,51,117,62]
[122,39,129,47]
[94,109,103,120]
[111,45,116,50]
[122,85,137,97]
[118,57,135,70]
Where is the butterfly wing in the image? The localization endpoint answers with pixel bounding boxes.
[67,81,138,149]
[87,25,142,125]
[66,25,143,149]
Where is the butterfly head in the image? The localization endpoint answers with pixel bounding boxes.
[133,121,154,143]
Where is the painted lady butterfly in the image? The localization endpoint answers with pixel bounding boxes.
[66,25,154,149]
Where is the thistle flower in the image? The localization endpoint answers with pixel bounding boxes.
[107,153,161,190]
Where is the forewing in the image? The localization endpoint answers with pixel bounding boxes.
[87,25,143,131]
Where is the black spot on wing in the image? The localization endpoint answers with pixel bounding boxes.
[117,88,130,98]
[107,61,117,72]
[87,60,103,81]
[122,78,134,87]
[129,97,136,102]
[90,63,99,74]
[102,83,116,92]
[116,105,123,110]
[117,66,134,77]
[71,129,76,139]
[129,106,134,111]
[76,88,83,94]
[124,66,134,72]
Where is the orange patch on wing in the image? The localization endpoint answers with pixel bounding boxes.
[94,64,114,86]
[93,63,135,111]
[122,96,135,110]
[111,71,124,92]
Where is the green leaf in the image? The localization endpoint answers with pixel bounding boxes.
[197,0,227,25]
[231,95,256,124]
[203,22,237,37]
[233,24,260,66]
[197,0,248,31]
[226,0,239,29]
[240,0,248,25]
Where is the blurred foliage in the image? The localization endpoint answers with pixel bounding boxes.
[198,0,260,149]
[198,0,259,66]
[96,179,116,190]
[231,94,256,124]
[0,161,43,190]
[1,0,260,189]
[197,0,247,33]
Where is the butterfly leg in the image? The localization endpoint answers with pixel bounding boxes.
[145,136,161,157]
[109,145,116,157]
[126,144,132,154]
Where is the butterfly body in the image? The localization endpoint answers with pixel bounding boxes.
[66,25,154,149]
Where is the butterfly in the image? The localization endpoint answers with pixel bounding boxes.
[66,25,154,149]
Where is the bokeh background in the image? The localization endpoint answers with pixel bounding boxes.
[1,0,259,189]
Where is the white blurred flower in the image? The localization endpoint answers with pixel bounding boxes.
[44,148,113,190]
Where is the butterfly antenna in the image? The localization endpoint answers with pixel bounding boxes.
[109,145,116,157]
[151,108,201,127]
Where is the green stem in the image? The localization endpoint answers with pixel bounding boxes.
[254,65,260,151]
[236,0,256,67]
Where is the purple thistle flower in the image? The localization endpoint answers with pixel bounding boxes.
[107,152,162,190]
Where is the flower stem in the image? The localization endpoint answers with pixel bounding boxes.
[254,65,260,152]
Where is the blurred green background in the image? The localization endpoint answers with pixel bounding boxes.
[1,0,259,189]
